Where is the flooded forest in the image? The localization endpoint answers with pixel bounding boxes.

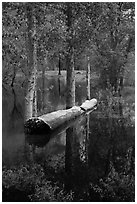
[2,2,135,202]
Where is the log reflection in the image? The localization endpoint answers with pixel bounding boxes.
[65,114,90,190]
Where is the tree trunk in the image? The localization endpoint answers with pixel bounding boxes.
[66,48,75,109]
[41,64,45,112]
[85,113,90,166]
[58,53,61,75]
[25,4,37,120]
[58,77,61,96]
[65,126,80,175]
[41,56,47,112]
[25,3,33,77]
[86,57,91,100]
[65,4,76,181]
[33,18,37,117]
[66,3,75,109]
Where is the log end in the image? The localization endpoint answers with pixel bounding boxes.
[24,118,51,135]
[80,98,97,111]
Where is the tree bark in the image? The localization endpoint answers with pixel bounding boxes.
[25,3,33,77]
[66,3,75,109]
[41,64,45,112]
[65,3,76,181]
[58,77,61,96]
[58,53,61,75]
[24,99,97,135]
[33,15,38,117]
[85,113,90,165]
[41,55,47,112]
[25,4,37,120]
[86,57,91,100]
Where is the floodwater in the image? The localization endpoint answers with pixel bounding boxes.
[2,73,135,182]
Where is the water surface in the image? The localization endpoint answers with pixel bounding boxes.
[2,74,134,182]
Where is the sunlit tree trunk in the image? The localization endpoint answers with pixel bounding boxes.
[66,48,75,108]
[33,18,38,117]
[66,3,75,109]
[85,57,91,165]
[25,3,33,77]
[25,4,37,120]
[41,63,45,112]
[86,56,91,100]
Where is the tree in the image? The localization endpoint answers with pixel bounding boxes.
[2,2,27,86]
[25,3,38,120]
[91,2,135,91]
[58,53,61,75]
[64,3,75,109]
[64,2,94,182]
[86,56,91,100]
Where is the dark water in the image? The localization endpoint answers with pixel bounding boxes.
[2,76,86,167]
[2,75,135,183]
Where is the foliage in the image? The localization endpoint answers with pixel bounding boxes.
[2,162,73,202]
[90,147,135,202]
[3,145,134,202]
[92,2,135,89]
[30,181,74,202]
[2,2,27,85]
[3,164,45,194]
[2,2,134,88]
[2,2,68,84]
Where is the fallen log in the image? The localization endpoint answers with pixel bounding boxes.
[26,111,88,147]
[24,98,97,135]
